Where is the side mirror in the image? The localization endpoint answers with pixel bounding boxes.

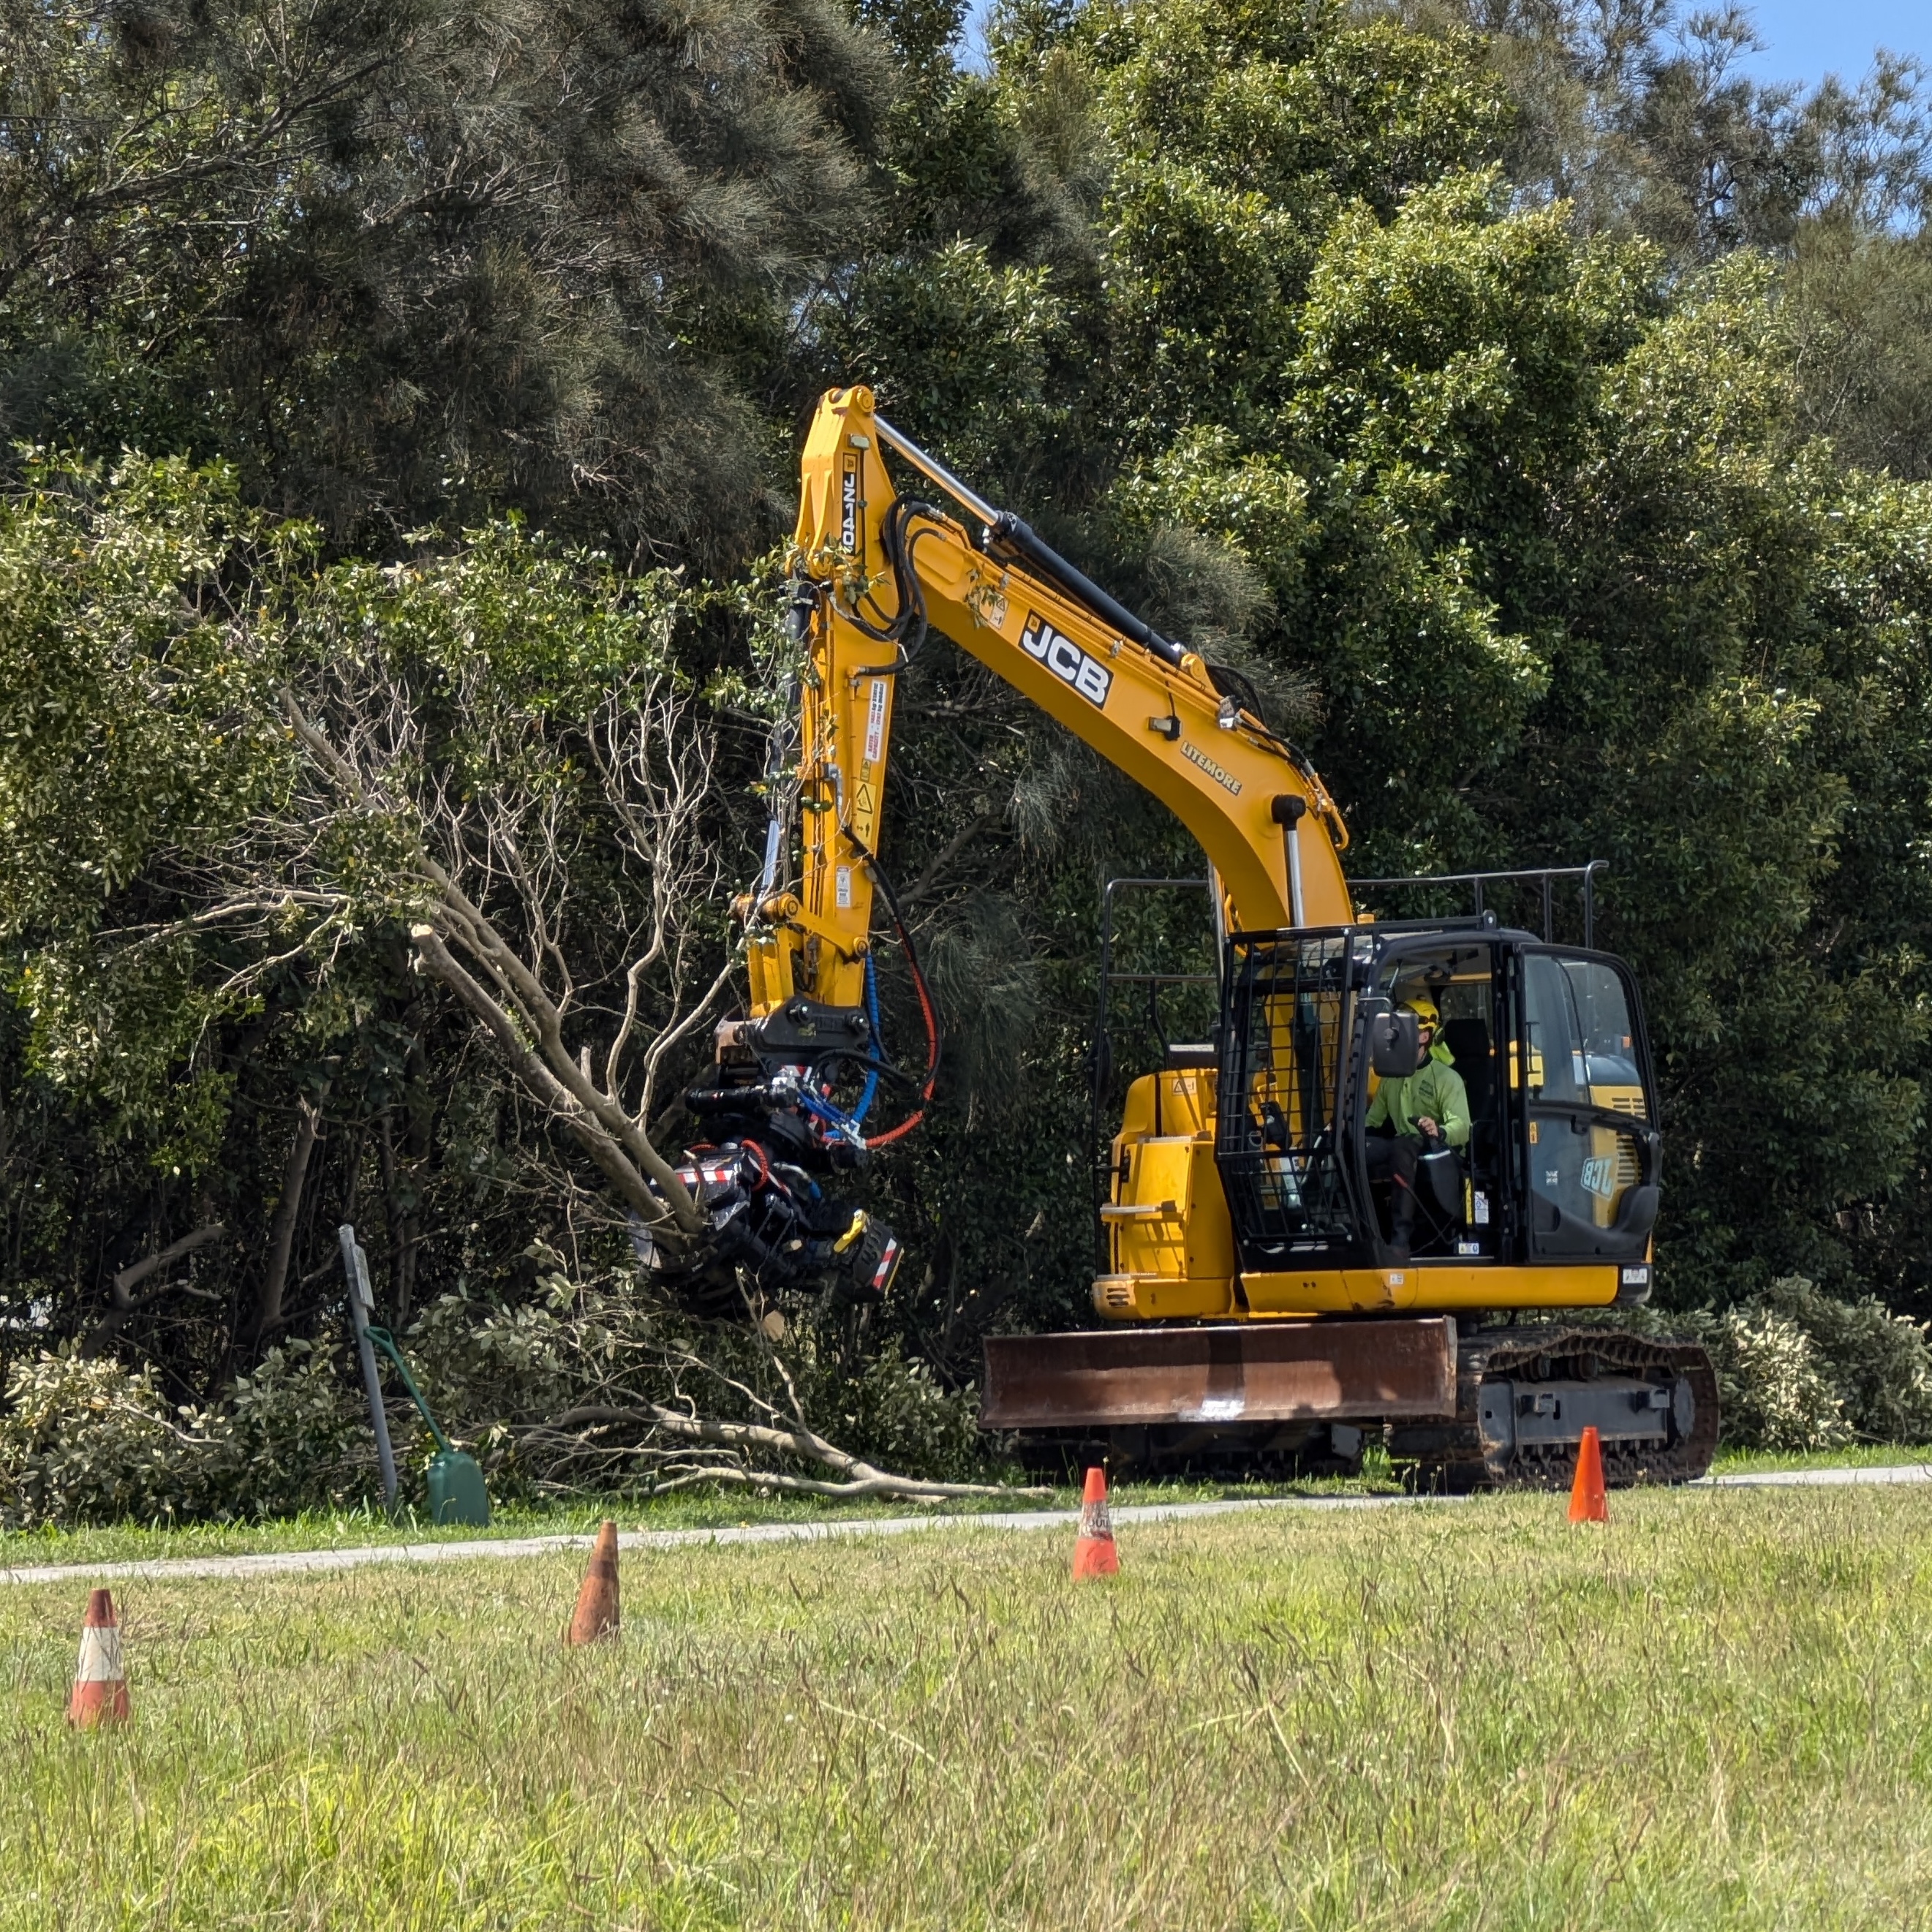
[1614,1183,1659,1237]
[1370,1008,1419,1078]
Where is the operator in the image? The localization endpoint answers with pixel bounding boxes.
[1365,997,1471,1259]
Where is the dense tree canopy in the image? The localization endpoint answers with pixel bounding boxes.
[4,0,1932,1483]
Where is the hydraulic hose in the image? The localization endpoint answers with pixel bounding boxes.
[859,853,940,1150]
[850,953,882,1128]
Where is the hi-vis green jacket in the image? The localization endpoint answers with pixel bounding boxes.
[1365,1038,1471,1148]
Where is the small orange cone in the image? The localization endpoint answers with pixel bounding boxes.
[66,1588,131,1728]
[566,1520,621,1644]
[1569,1425,1608,1523]
[1071,1466,1120,1578]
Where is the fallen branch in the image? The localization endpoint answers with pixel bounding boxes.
[534,1403,1049,1502]
[644,1466,1033,1503]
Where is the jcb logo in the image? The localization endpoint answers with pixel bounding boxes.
[1021,614,1112,709]
[840,455,859,553]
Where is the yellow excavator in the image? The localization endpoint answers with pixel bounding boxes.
[654,385,1717,1487]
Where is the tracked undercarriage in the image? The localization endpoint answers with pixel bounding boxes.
[1393,1325,1719,1490]
[982,1318,1718,1489]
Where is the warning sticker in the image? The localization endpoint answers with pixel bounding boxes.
[836,866,853,909]
[863,678,888,765]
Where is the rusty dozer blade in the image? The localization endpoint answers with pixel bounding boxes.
[980,1319,1458,1430]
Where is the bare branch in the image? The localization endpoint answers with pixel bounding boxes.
[113,1223,230,1300]
[537,1405,1045,1500]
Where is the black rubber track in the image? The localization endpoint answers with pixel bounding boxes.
[1393,1326,1721,1490]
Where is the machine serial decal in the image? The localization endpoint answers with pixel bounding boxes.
[1181,740,1243,795]
[1021,613,1112,708]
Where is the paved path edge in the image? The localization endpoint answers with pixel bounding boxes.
[0,1492,1437,1588]
[2,1462,1925,1589]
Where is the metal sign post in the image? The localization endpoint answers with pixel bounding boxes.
[339,1223,397,1510]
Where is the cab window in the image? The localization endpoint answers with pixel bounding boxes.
[1521,951,1651,1254]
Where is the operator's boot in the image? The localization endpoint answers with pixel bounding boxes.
[1386,1177,1414,1264]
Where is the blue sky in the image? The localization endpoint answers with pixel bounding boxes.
[962,4,1928,88]
[1723,1,1923,88]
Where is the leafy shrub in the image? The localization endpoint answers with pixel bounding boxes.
[223,1341,404,1516]
[0,1340,399,1528]
[1752,1276,1932,1443]
[799,1338,986,1485]
[1697,1305,1853,1452]
[0,1350,206,1528]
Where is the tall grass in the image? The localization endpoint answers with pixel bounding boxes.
[5,1487,1931,1928]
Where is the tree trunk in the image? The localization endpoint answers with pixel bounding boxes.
[251,1088,327,1346]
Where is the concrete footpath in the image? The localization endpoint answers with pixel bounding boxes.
[2,1462,1925,1590]
[0,1493,1431,1589]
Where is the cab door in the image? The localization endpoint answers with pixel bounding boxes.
[1512,948,1660,1261]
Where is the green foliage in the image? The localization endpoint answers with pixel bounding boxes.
[0,1342,381,1527]
[0,0,890,556]
[0,453,291,938]
[1699,1302,1857,1453]
[7,0,1932,1510]
[1706,1277,1932,1448]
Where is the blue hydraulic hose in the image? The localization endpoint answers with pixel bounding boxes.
[795,956,886,1150]
[851,953,882,1127]
[799,1086,864,1146]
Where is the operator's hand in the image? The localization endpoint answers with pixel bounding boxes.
[1416,1116,1440,1139]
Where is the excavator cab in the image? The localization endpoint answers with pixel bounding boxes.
[1053,890,1712,1486]
[1216,919,1661,1291]
[1093,864,1665,1321]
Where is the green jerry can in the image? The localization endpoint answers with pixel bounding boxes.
[426,1449,491,1526]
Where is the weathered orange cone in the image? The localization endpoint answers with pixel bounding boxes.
[566,1520,621,1644]
[1569,1425,1609,1523]
[1071,1466,1120,1578]
[66,1588,131,1728]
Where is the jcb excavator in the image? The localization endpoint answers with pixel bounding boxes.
[649,385,1718,1488]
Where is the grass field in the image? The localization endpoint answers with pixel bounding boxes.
[6,1484,1932,1929]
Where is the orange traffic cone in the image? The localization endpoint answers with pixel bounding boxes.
[66,1588,131,1728]
[1071,1466,1120,1578]
[1569,1425,1609,1523]
[566,1520,621,1644]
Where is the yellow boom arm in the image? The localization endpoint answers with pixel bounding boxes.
[744,385,1352,1018]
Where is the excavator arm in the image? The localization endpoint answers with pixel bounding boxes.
[651,382,1351,1314]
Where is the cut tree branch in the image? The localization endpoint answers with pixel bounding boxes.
[542,1403,1048,1501]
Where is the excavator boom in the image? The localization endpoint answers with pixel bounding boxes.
[749,385,1349,1026]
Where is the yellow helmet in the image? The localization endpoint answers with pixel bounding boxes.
[1402,997,1441,1032]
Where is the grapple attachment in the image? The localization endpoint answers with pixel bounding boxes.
[635,999,905,1314]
